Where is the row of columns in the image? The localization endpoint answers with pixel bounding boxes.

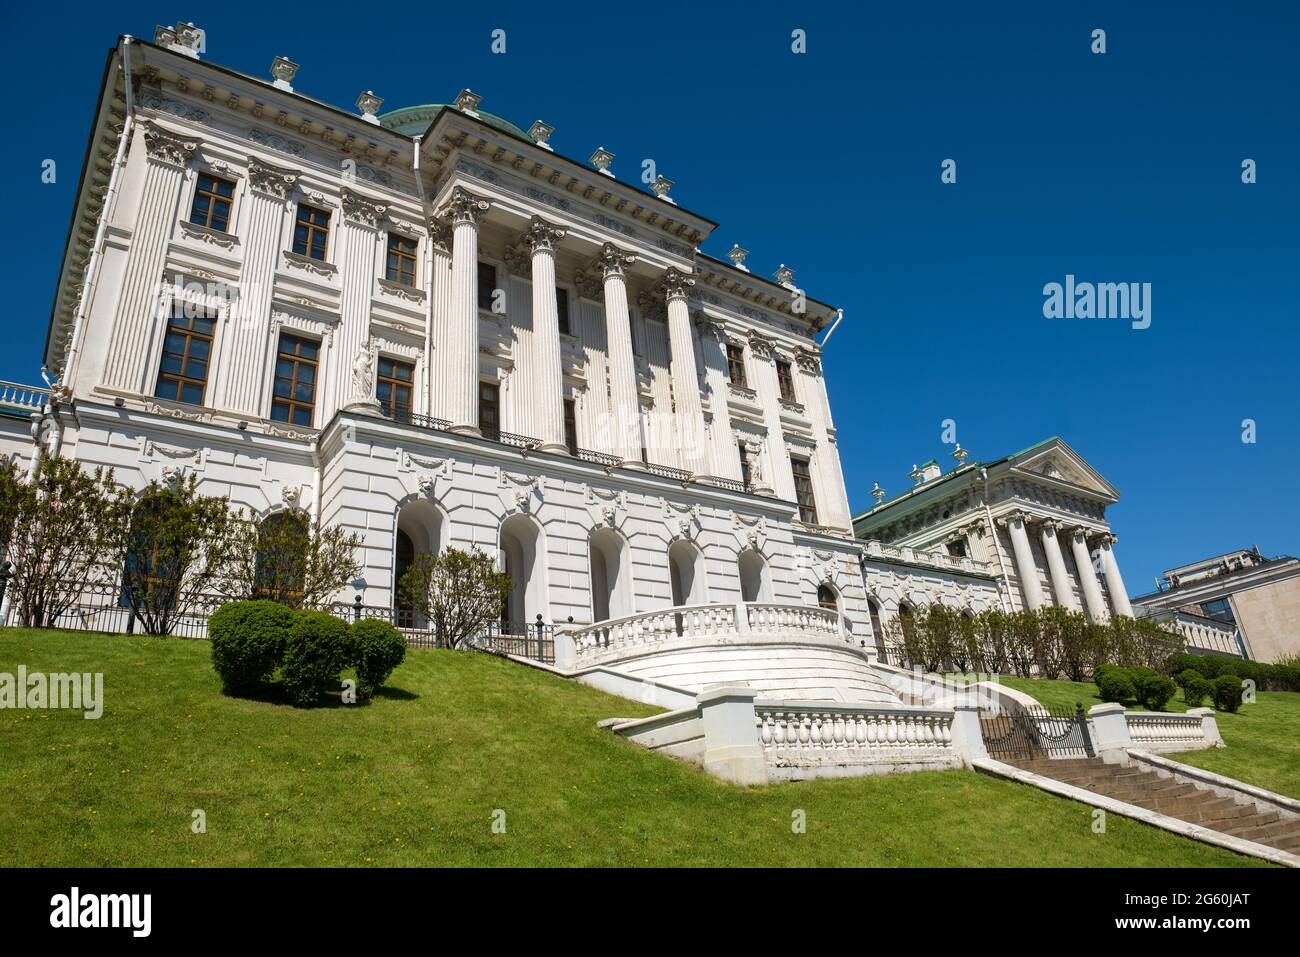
[434,186,710,474]
[1000,510,1132,621]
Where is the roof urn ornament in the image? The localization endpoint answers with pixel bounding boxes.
[871,482,887,505]
[774,264,796,288]
[270,56,299,91]
[908,463,925,486]
[726,244,750,272]
[528,121,555,150]
[455,89,483,116]
[356,91,383,124]
[952,443,969,466]
[589,147,616,178]
[650,175,676,204]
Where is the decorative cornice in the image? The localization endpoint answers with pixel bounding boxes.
[794,346,822,374]
[747,331,777,361]
[281,249,337,277]
[178,219,239,250]
[247,157,299,199]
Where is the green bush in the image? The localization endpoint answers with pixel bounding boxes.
[1167,652,1300,693]
[281,610,352,707]
[209,600,298,693]
[1133,671,1177,711]
[1211,674,1244,713]
[1180,671,1211,708]
[350,619,407,702]
[1096,667,1136,705]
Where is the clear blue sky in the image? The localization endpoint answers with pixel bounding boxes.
[1,1,1296,595]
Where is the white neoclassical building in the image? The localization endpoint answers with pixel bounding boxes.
[6,24,875,667]
[852,437,1142,641]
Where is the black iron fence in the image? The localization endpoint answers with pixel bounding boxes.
[979,703,1095,762]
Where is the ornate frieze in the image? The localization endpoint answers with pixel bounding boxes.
[249,128,306,158]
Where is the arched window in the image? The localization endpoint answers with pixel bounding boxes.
[868,599,886,655]
[393,528,415,626]
[499,513,547,634]
[897,601,916,640]
[816,583,838,611]
[255,510,310,606]
[589,527,633,622]
[668,540,708,606]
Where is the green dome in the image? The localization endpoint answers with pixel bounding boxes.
[378,104,533,141]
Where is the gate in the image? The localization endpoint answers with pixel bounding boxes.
[979,703,1095,762]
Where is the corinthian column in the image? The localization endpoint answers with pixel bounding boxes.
[1070,526,1108,622]
[438,187,490,433]
[523,216,568,452]
[103,123,198,393]
[1040,520,1079,610]
[662,268,708,476]
[596,244,643,463]
[1096,533,1134,617]
[1002,510,1045,611]
[221,158,297,415]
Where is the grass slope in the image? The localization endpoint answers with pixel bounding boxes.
[1001,677,1300,799]
[0,628,1268,867]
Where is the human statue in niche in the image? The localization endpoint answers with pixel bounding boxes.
[350,340,376,402]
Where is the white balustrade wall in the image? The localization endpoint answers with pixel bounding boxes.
[1125,712,1210,752]
[755,703,960,779]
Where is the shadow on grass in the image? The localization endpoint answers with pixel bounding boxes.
[220,680,419,708]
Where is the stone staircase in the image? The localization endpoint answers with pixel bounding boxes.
[1014,756,1300,854]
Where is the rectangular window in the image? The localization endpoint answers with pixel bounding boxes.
[385,233,418,287]
[271,333,319,427]
[479,380,501,441]
[776,359,796,402]
[376,356,415,421]
[726,344,748,387]
[189,174,235,232]
[738,442,752,487]
[563,398,578,455]
[557,287,571,336]
[154,303,216,406]
[946,539,968,558]
[791,456,818,525]
[292,204,330,262]
[477,261,498,311]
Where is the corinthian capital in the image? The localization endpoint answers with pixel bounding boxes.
[143,123,199,168]
[523,215,566,253]
[341,188,387,228]
[438,186,490,226]
[661,267,695,302]
[247,157,299,199]
[595,242,636,279]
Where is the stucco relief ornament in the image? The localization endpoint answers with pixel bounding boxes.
[524,216,566,253]
[595,243,636,278]
[514,488,532,513]
[601,503,617,527]
[439,187,489,226]
[417,473,436,497]
[281,484,301,508]
[160,464,184,486]
[143,124,199,167]
[661,268,695,302]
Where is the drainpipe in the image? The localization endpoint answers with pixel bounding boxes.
[63,35,136,387]
[979,467,1013,613]
[412,135,434,416]
[819,308,843,348]
[310,439,323,527]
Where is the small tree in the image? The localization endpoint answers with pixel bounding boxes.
[218,510,362,609]
[3,455,128,628]
[115,475,244,635]
[398,546,513,648]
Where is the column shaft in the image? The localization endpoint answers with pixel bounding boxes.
[663,269,708,476]
[1005,514,1045,611]
[597,244,642,463]
[1040,523,1080,610]
[1098,537,1134,617]
[1070,528,1108,622]
[525,217,567,451]
[441,188,489,433]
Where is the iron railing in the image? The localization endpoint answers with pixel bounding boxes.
[979,703,1095,762]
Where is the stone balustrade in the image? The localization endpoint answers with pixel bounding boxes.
[1125,712,1211,752]
[568,601,855,666]
[862,538,994,576]
[0,380,51,413]
[1142,609,1241,657]
[754,702,959,778]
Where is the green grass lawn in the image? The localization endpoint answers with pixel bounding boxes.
[1001,677,1300,799]
[0,628,1270,867]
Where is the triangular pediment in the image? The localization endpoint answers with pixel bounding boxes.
[1009,439,1118,500]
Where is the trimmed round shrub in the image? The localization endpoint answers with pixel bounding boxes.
[281,610,352,707]
[1211,674,1244,713]
[350,619,407,702]
[209,600,298,693]
[1133,671,1177,711]
[1096,667,1136,705]
[1180,671,1211,708]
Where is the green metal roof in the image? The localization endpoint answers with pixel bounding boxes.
[379,104,532,141]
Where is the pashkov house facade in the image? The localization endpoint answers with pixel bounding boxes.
[19,26,868,649]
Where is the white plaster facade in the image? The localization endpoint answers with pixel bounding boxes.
[25,26,869,647]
